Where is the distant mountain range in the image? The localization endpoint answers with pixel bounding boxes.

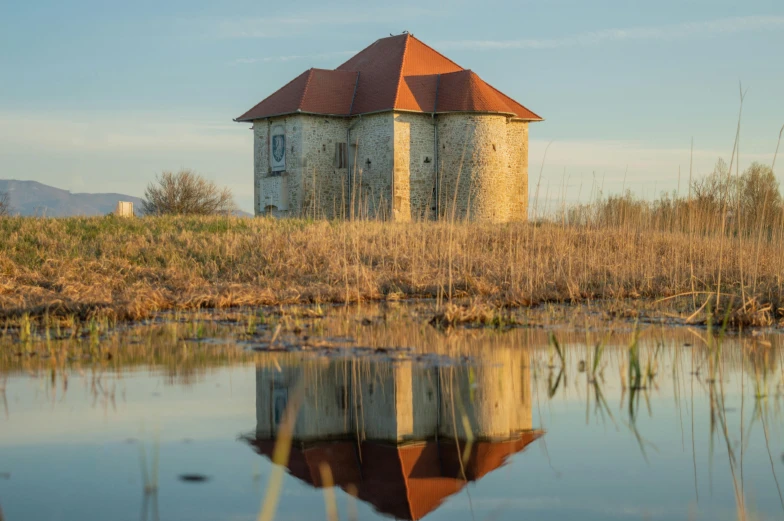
[0,180,144,217]
[0,180,252,217]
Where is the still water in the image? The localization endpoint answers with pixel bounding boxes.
[1,306,783,521]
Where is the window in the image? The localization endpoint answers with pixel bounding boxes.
[335,142,348,169]
[337,385,347,410]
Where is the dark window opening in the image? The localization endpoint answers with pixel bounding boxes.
[335,142,348,168]
[337,386,347,410]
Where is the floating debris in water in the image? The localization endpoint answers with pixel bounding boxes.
[0,472,10,479]
[179,474,209,483]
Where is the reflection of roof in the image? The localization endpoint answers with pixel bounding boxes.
[236,33,542,122]
[248,431,543,520]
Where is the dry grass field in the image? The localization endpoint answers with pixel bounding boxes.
[1,191,783,328]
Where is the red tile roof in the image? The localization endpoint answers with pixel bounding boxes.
[236,33,542,122]
[236,68,359,121]
[247,431,544,520]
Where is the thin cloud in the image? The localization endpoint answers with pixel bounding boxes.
[231,51,357,65]
[437,15,784,50]
[0,111,246,152]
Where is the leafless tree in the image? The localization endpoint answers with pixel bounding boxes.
[0,191,11,217]
[141,169,236,216]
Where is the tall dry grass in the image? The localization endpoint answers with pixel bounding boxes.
[0,198,783,325]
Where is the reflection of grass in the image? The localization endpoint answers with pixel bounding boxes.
[139,430,160,494]
[318,463,339,521]
[628,324,642,391]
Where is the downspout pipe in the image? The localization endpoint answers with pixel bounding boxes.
[347,115,362,220]
[432,74,441,219]
[346,73,361,220]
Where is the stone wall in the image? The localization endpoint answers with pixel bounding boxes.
[439,347,533,439]
[253,111,529,222]
[437,113,527,222]
[253,115,306,217]
[300,116,350,219]
[506,121,529,220]
[394,113,436,221]
[348,113,395,219]
[254,351,533,443]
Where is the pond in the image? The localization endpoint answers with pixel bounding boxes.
[0,304,783,521]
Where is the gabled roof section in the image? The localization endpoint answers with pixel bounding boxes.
[236,33,542,122]
[235,68,359,122]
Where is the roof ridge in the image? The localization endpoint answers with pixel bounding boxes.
[410,33,464,70]
[335,36,387,70]
[297,68,315,111]
[391,33,412,110]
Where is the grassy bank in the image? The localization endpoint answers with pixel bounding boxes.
[0,213,783,326]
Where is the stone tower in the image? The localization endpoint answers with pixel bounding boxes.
[236,33,542,223]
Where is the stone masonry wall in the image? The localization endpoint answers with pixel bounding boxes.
[254,112,528,222]
[394,113,436,221]
[252,121,268,215]
[300,116,350,219]
[437,114,527,222]
[253,115,305,217]
[506,121,529,220]
[348,113,394,220]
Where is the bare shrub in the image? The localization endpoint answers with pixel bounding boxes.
[567,159,783,235]
[0,191,11,217]
[141,169,236,216]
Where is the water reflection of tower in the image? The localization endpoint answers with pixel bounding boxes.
[248,348,542,520]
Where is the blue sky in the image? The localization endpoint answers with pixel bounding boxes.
[1,0,783,212]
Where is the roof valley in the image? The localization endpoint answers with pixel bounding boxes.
[348,72,361,116]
